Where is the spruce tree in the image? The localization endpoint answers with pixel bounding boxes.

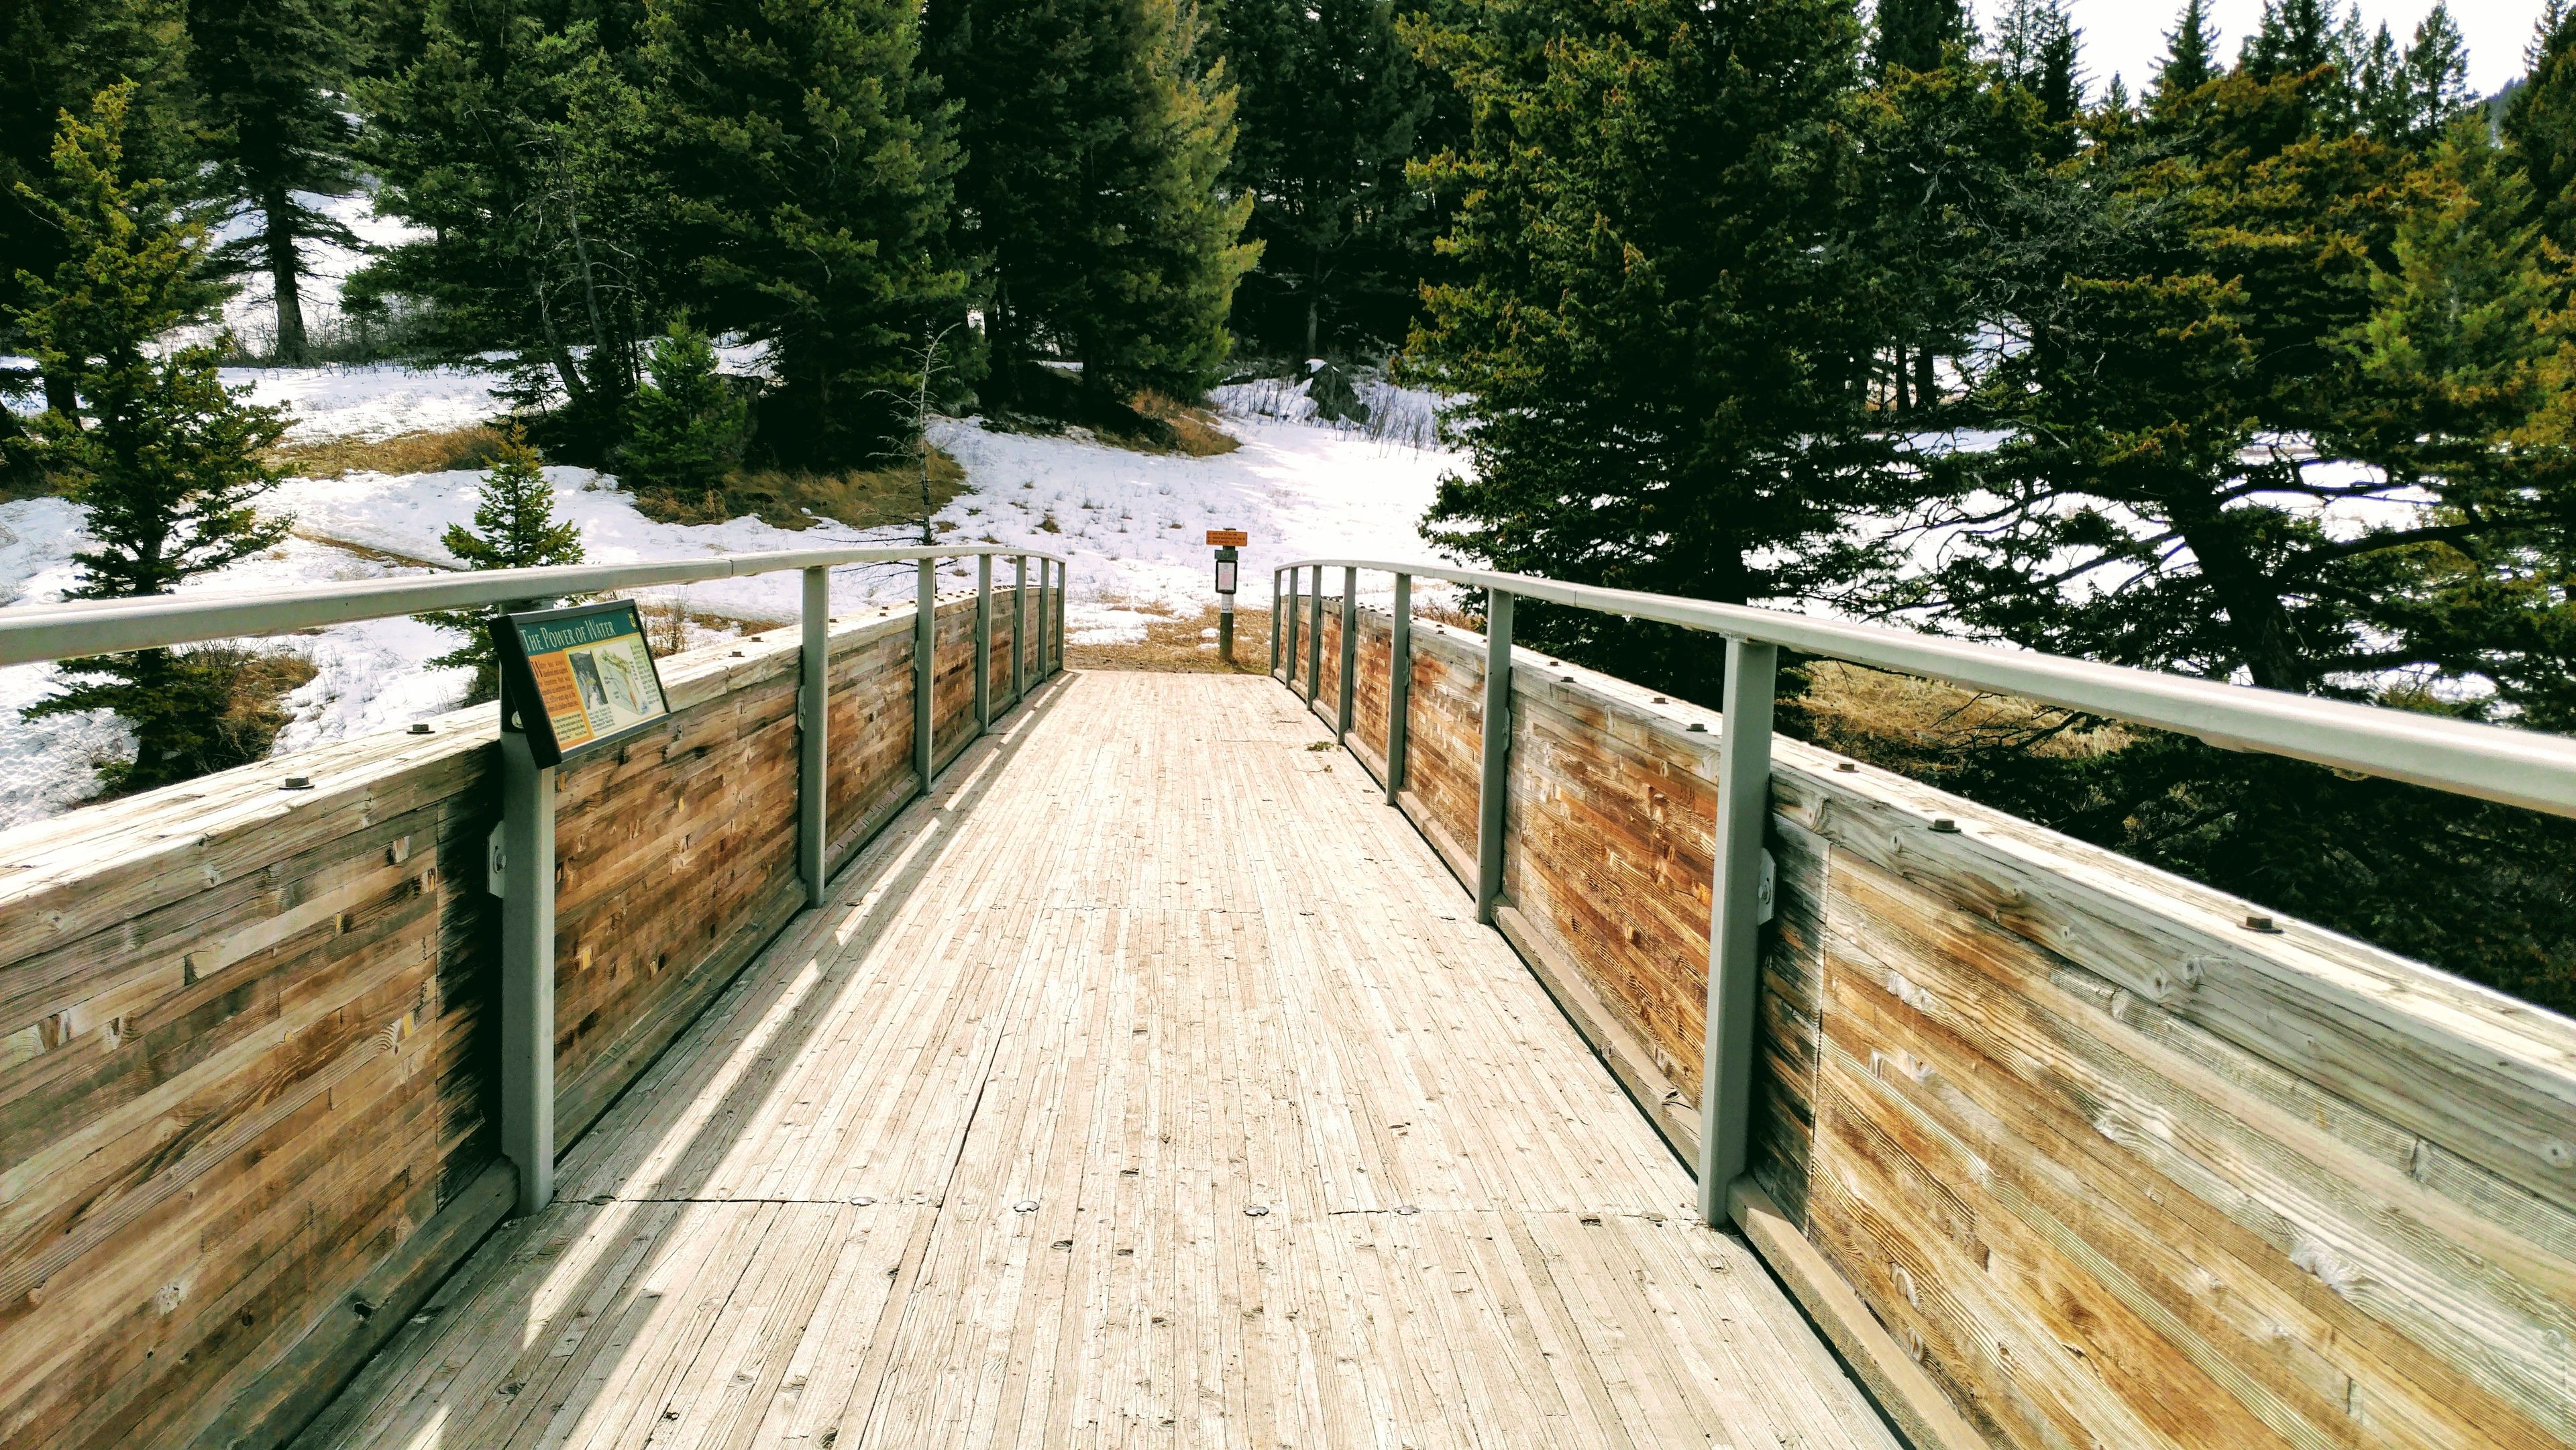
[2154,0,2218,104]
[649,0,965,466]
[1,0,194,423]
[1872,0,1966,76]
[418,427,586,701]
[188,0,363,362]
[1404,0,1902,697]
[621,317,749,499]
[928,0,1254,411]
[12,85,298,792]
[2506,1,2576,248]
[358,3,663,454]
[1222,0,1441,357]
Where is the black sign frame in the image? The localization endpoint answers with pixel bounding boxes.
[490,598,674,769]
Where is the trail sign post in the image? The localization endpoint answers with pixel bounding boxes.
[486,599,673,1215]
[1208,530,1246,662]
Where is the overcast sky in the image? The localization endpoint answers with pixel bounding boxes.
[2059,0,2550,101]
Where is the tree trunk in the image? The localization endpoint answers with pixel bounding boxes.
[2176,509,2307,691]
[1892,343,1911,412]
[265,187,307,364]
[1913,344,1937,410]
[42,369,78,422]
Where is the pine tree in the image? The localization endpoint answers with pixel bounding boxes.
[2359,6,2469,148]
[357,3,663,456]
[12,85,299,792]
[1,0,194,424]
[188,0,363,362]
[1404,0,1903,697]
[1872,0,1966,76]
[1222,0,1441,358]
[2348,121,2576,727]
[2154,0,2218,105]
[649,0,965,466]
[928,0,1254,412]
[621,317,749,499]
[418,427,586,701]
[2506,1,2576,248]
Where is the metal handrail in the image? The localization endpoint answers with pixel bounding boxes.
[0,544,1069,666]
[1271,554,2576,1237]
[1275,556,2576,820]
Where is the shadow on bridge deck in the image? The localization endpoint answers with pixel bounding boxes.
[299,670,1896,1450]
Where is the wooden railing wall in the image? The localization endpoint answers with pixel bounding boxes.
[1298,596,2576,1450]
[0,586,1030,1450]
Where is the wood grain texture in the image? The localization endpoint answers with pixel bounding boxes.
[0,592,998,1450]
[1345,603,2576,1450]
[307,672,1897,1450]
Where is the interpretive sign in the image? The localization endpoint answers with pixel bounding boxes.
[1205,529,1248,547]
[492,599,672,768]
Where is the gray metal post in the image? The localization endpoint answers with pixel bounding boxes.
[1699,637,1777,1226]
[1386,572,1411,803]
[1053,558,1066,673]
[1336,566,1357,740]
[1282,570,1299,686]
[915,558,936,788]
[1013,555,1028,707]
[498,727,555,1216]
[1036,561,1052,680]
[1271,572,1283,676]
[798,567,828,906]
[1305,566,1324,706]
[975,554,993,733]
[1474,590,1514,925]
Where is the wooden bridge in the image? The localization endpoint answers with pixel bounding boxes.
[300,670,1892,1449]
[3,549,2571,1450]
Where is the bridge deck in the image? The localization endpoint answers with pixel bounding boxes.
[307,671,1896,1450]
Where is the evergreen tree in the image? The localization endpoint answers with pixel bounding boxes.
[1403,0,1902,697]
[11,85,297,791]
[2506,1,2576,248]
[1,0,194,423]
[187,0,363,362]
[356,2,663,456]
[2154,0,2218,105]
[621,316,749,499]
[929,0,1255,411]
[1872,0,1965,76]
[418,426,586,701]
[1222,0,1441,358]
[1909,60,2423,694]
[2241,0,2355,127]
[2358,6,2469,148]
[2351,121,2576,727]
[650,0,965,466]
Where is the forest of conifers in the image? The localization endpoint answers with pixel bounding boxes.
[3,0,2574,1004]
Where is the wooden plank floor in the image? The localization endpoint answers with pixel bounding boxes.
[307,671,1899,1450]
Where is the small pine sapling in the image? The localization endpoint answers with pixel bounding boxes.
[14,85,299,794]
[419,427,586,701]
[621,317,749,501]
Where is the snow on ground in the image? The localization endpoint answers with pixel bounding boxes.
[0,365,1465,828]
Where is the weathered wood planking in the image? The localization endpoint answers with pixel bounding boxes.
[305,670,1900,1450]
[0,592,998,1450]
[1337,603,2576,1450]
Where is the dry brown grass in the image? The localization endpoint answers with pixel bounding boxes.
[1068,602,1273,674]
[1785,659,2130,774]
[629,448,969,531]
[268,426,511,480]
[1130,390,1240,456]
